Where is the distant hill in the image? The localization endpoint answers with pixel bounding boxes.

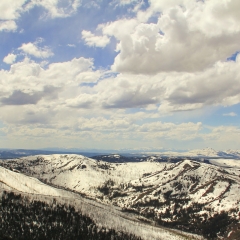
[0,149,102,159]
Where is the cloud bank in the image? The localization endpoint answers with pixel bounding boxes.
[1,0,240,150]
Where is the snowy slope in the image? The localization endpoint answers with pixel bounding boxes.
[0,166,70,197]
[107,160,240,224]
[225,150,240,158]
[186,147,222,157]
[2,155,240,214]
[209,159,240,168]
[144,148,240,159]
[0,154,166,197]
[2,154,240,238]
[0,164,204,240]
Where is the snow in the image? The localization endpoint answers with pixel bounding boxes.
[1,153,240,239]
[0,163,204,240]
[143,148,240,158]
[0,166,65,197]
[109,159,240,216]
[3,154,167,197]
[209,159,240,168]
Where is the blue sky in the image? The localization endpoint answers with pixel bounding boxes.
[0,0,240,151]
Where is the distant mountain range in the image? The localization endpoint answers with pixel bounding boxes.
[1,147,240,159]
[0,148,102,159]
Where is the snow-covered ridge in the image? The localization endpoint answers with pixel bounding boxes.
[0,166,65,197]
[144,147,240,158]
[186,147,240,158]
[1,154,240,238]
[0,156,205,240]
[0,154,166,197]
[1,154,240,210]
[117,160,240,211]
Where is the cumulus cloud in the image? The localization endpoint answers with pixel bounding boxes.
[1,90,42,105]
[199,125,240,149]
[159,59,240,112]
[2,53,240,116]
[98,0,240,74]
[0,20,17,31]
[1,0,240,150]
[2,120,240,150]
[0,53,239,149]
[18,41,53,58]
[0,0,82,31]
[62,56,240,112]
[0,57,99,109]
[25,0,82,18]
[0,86,58,106]
[3,53,17,64]
[66,94,95,108]
[82,30,110,48]
[0,1,22,19]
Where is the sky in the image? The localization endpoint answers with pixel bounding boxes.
[0,0,240,151]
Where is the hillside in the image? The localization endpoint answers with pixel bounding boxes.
[0,166,70,197]
[0,154,166,197]
[0,191,142,240]
[0,163,203,240]
[106,160,240,225]
[1,154,240,238]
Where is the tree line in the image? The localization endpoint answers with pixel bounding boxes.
[0,191,142,240]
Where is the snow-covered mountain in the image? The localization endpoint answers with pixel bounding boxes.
[1,153,240,238]
[143,147,240,159]
[183,147,240,158]
[112,159,240,213]
[186,147,222,157]
[0,157,205,240]
[225,149,240,158]
[0,166,65,197]
[0,154,166,197]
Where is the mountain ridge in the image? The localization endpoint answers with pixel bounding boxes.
[1,154,240,239]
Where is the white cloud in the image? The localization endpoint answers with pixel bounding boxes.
[1,0,240,150]
[0,0,82,31]
[25,0,82,18]
[200,125,240,150]
[18,41,53,58]
[2,120,240,150]
[3,53,17,64]
[223,112,237,117]
[3,53,239,116]
[101,18,138,40]
[61,56,240,113]
[118,0,138,5]
[1,55,240,149]
[82,30,111,48]
[0,57,98,108]
[67,44,76,47]
[112,0,140,7]
[98,0,240,74]
[66,94,95,108]
[0,20,17,31]
[0,0,26,20]
[83,1,101,9]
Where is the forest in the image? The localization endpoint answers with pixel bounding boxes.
[0,191,142,240]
